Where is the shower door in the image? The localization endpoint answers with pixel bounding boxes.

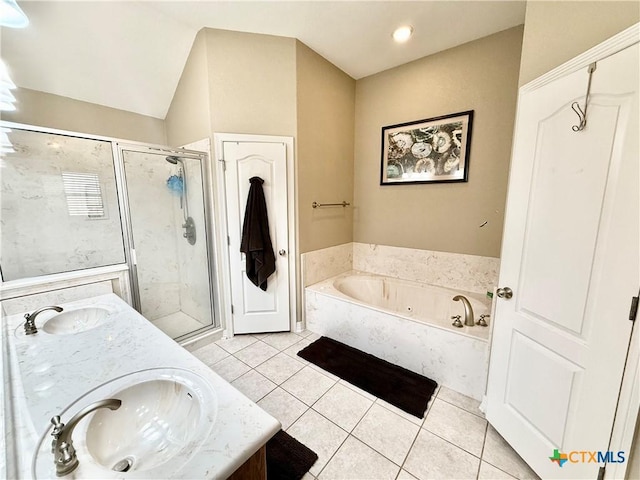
[118,146,216,340]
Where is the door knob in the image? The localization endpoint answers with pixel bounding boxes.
[497,287,513,299]
[278,249,286,256]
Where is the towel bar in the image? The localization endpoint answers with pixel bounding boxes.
[312,201,351,208]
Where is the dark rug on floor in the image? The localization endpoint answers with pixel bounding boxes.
[266,430,318,480]
[298,336,438,418]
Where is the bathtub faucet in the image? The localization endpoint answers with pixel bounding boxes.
[452,295,474,327]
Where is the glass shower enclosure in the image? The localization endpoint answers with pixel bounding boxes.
[0,124,217,341]
[117,146,216,339]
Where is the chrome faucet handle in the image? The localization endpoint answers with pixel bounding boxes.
[23,313,38,335]
[477,314,490,327]
[451,315,463,328]
[51,415,64,453]
[23,306,63,335]
[51,399,121,476]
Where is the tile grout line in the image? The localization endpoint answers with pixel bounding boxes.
[392,387,439,478]
[351,403,421,472]
[313,426,351,479]
[475,422,489,479]
[436,396,486,419]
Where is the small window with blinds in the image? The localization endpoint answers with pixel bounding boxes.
[62,172,106,218]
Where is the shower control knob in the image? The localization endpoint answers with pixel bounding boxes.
[278,249,286,256]
[497,287,513,299]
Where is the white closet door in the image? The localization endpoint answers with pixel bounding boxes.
[222,140,290,334]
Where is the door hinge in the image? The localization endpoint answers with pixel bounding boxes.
[227,235,231,245]
[629,292,639,322]
[231,305,234,314]
[218,158,226,171]
[596,465,605,480]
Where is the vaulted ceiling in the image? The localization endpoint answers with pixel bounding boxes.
[1,1,526,119]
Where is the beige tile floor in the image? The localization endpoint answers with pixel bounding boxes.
[192,331,540,480]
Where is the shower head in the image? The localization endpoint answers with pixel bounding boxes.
[166,155,181,164]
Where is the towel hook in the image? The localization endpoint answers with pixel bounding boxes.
[571,62,597,132]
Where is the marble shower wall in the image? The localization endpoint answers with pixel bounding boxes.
[0,129,125,280]
[124,150,181,320]
[173,157,212,327]
[302,242,499,294]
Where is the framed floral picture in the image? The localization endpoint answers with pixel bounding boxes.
[380,110,474,185]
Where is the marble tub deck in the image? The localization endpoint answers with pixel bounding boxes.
[193,332,540,480]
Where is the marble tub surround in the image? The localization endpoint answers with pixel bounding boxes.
[301,242,499,295]
[353,243,500,295]
[301,243,353,287]
[3,293,280,479]
[328,272,490,341]
[305,274,490,400]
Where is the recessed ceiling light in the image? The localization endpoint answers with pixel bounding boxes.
[393,25,413,43]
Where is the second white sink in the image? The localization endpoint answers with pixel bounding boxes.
[42,307,111,335]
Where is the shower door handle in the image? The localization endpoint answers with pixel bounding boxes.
[278,249,286,256]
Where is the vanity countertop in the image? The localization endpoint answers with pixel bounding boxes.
[1,293,280,479]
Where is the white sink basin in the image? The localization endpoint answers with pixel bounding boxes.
[32,368,217,479]
[42,307,111,334]
[86,378,206,471]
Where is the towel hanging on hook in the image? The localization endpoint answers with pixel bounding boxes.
[571,62,597,132]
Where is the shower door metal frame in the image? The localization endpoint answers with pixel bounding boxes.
[113,143,220,339]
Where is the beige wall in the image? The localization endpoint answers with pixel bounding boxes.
[166,28,297,145]
[519,1,639,85]
[205,29,297,137]
[353,26,523,258]
[165,31,211,147]
[2,88,166,145]
[296,41,356,253]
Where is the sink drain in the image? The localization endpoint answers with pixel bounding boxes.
[112,457,134,472]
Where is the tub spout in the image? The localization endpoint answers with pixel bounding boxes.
[453,295,474,327]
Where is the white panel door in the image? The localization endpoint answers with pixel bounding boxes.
[223,141,290,334]
[486,43,638,479]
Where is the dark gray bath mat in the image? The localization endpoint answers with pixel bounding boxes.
[266,430,318,480]
[298,336,438,418]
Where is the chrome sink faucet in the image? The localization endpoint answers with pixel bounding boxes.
[453,295,474,326]
[51,399,122,476]
[24,306,63,335]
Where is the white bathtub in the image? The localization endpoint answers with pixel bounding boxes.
[305,271,492,400]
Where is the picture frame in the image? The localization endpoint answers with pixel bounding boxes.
[380,110,474,185]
